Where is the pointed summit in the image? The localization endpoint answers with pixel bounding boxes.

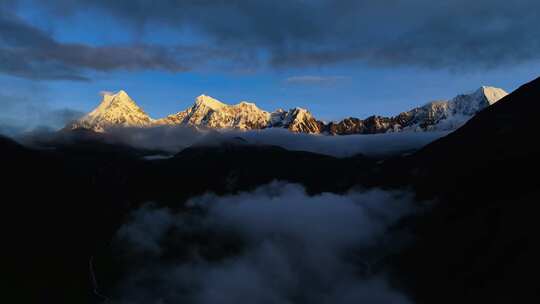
[477,86,508,105]
[69,90,152,132]
[448,86,508,117]
[194,94,226,110]
[67,85,509,135]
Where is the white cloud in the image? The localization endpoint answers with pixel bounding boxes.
[10,123,446,158]
[115,182,417,303]
[201,128,447,157]
[285,75,350,86]
[104,126,446,157]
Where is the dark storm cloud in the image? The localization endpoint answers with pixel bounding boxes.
[34,0,540,67]
[3,0,540,80]
[0,11,238,80]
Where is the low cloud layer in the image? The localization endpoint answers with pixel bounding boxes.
[105,127,446,158]
[6,122,446,158]
[213,129,447,157]
[115,182,417,304]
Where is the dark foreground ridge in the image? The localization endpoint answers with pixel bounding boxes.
[1,76,539,303]
[389,76,540,303]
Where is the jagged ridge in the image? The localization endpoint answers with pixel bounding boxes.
[68,87,507,134]
[327,86,508,134]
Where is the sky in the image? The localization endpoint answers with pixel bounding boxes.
[1,0,540,124]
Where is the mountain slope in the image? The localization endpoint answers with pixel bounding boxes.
[389,77,540,304]
[401,86,508,131]
[407,82,537,198]
[3,76,538,303]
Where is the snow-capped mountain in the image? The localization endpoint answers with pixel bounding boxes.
[155,95,271,130]
[326,86,508,134]
[153,94,324,133]
[268,107,323,133]
[69,91,322,134]
[399,86,508,132]
[68,86,507,134]
[68,90,153,132]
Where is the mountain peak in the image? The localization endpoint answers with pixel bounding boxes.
[115,89,129,97]
[195,94,226,110]
[236,101,256,107]
[291,107,309,113]
[477,86,508,104]
[100,90,136,106]
[68,85,509,135]
[102,89,128,98]
[69,90,152,132]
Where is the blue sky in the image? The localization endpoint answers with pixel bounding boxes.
[1,0,540,124]
[43,64,540,122]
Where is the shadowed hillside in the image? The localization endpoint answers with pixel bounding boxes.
[1,77,539,303]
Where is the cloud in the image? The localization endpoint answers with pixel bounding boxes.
[0,88,84,136]
[99,91,115,96]
[117,204,175,255]
[115,182,417,304]
[0,11,242,81]
[8,121,444,158]
[2,0,540,80]
[284,75,350,86]
[104,125,208,153]
[193,128,447,157]
[20,0,540,72]
[77,126,445,157]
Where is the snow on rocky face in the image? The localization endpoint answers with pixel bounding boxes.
[277,107,323,134]
[68,90,153,132]
[69,87,508,135]
[155,95,271,129]
[327,86,508,134]
[398,86,509,132]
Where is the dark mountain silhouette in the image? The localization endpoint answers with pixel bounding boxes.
[388,76,540,304]
[0,134,378,303]
[1,76,539,303]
